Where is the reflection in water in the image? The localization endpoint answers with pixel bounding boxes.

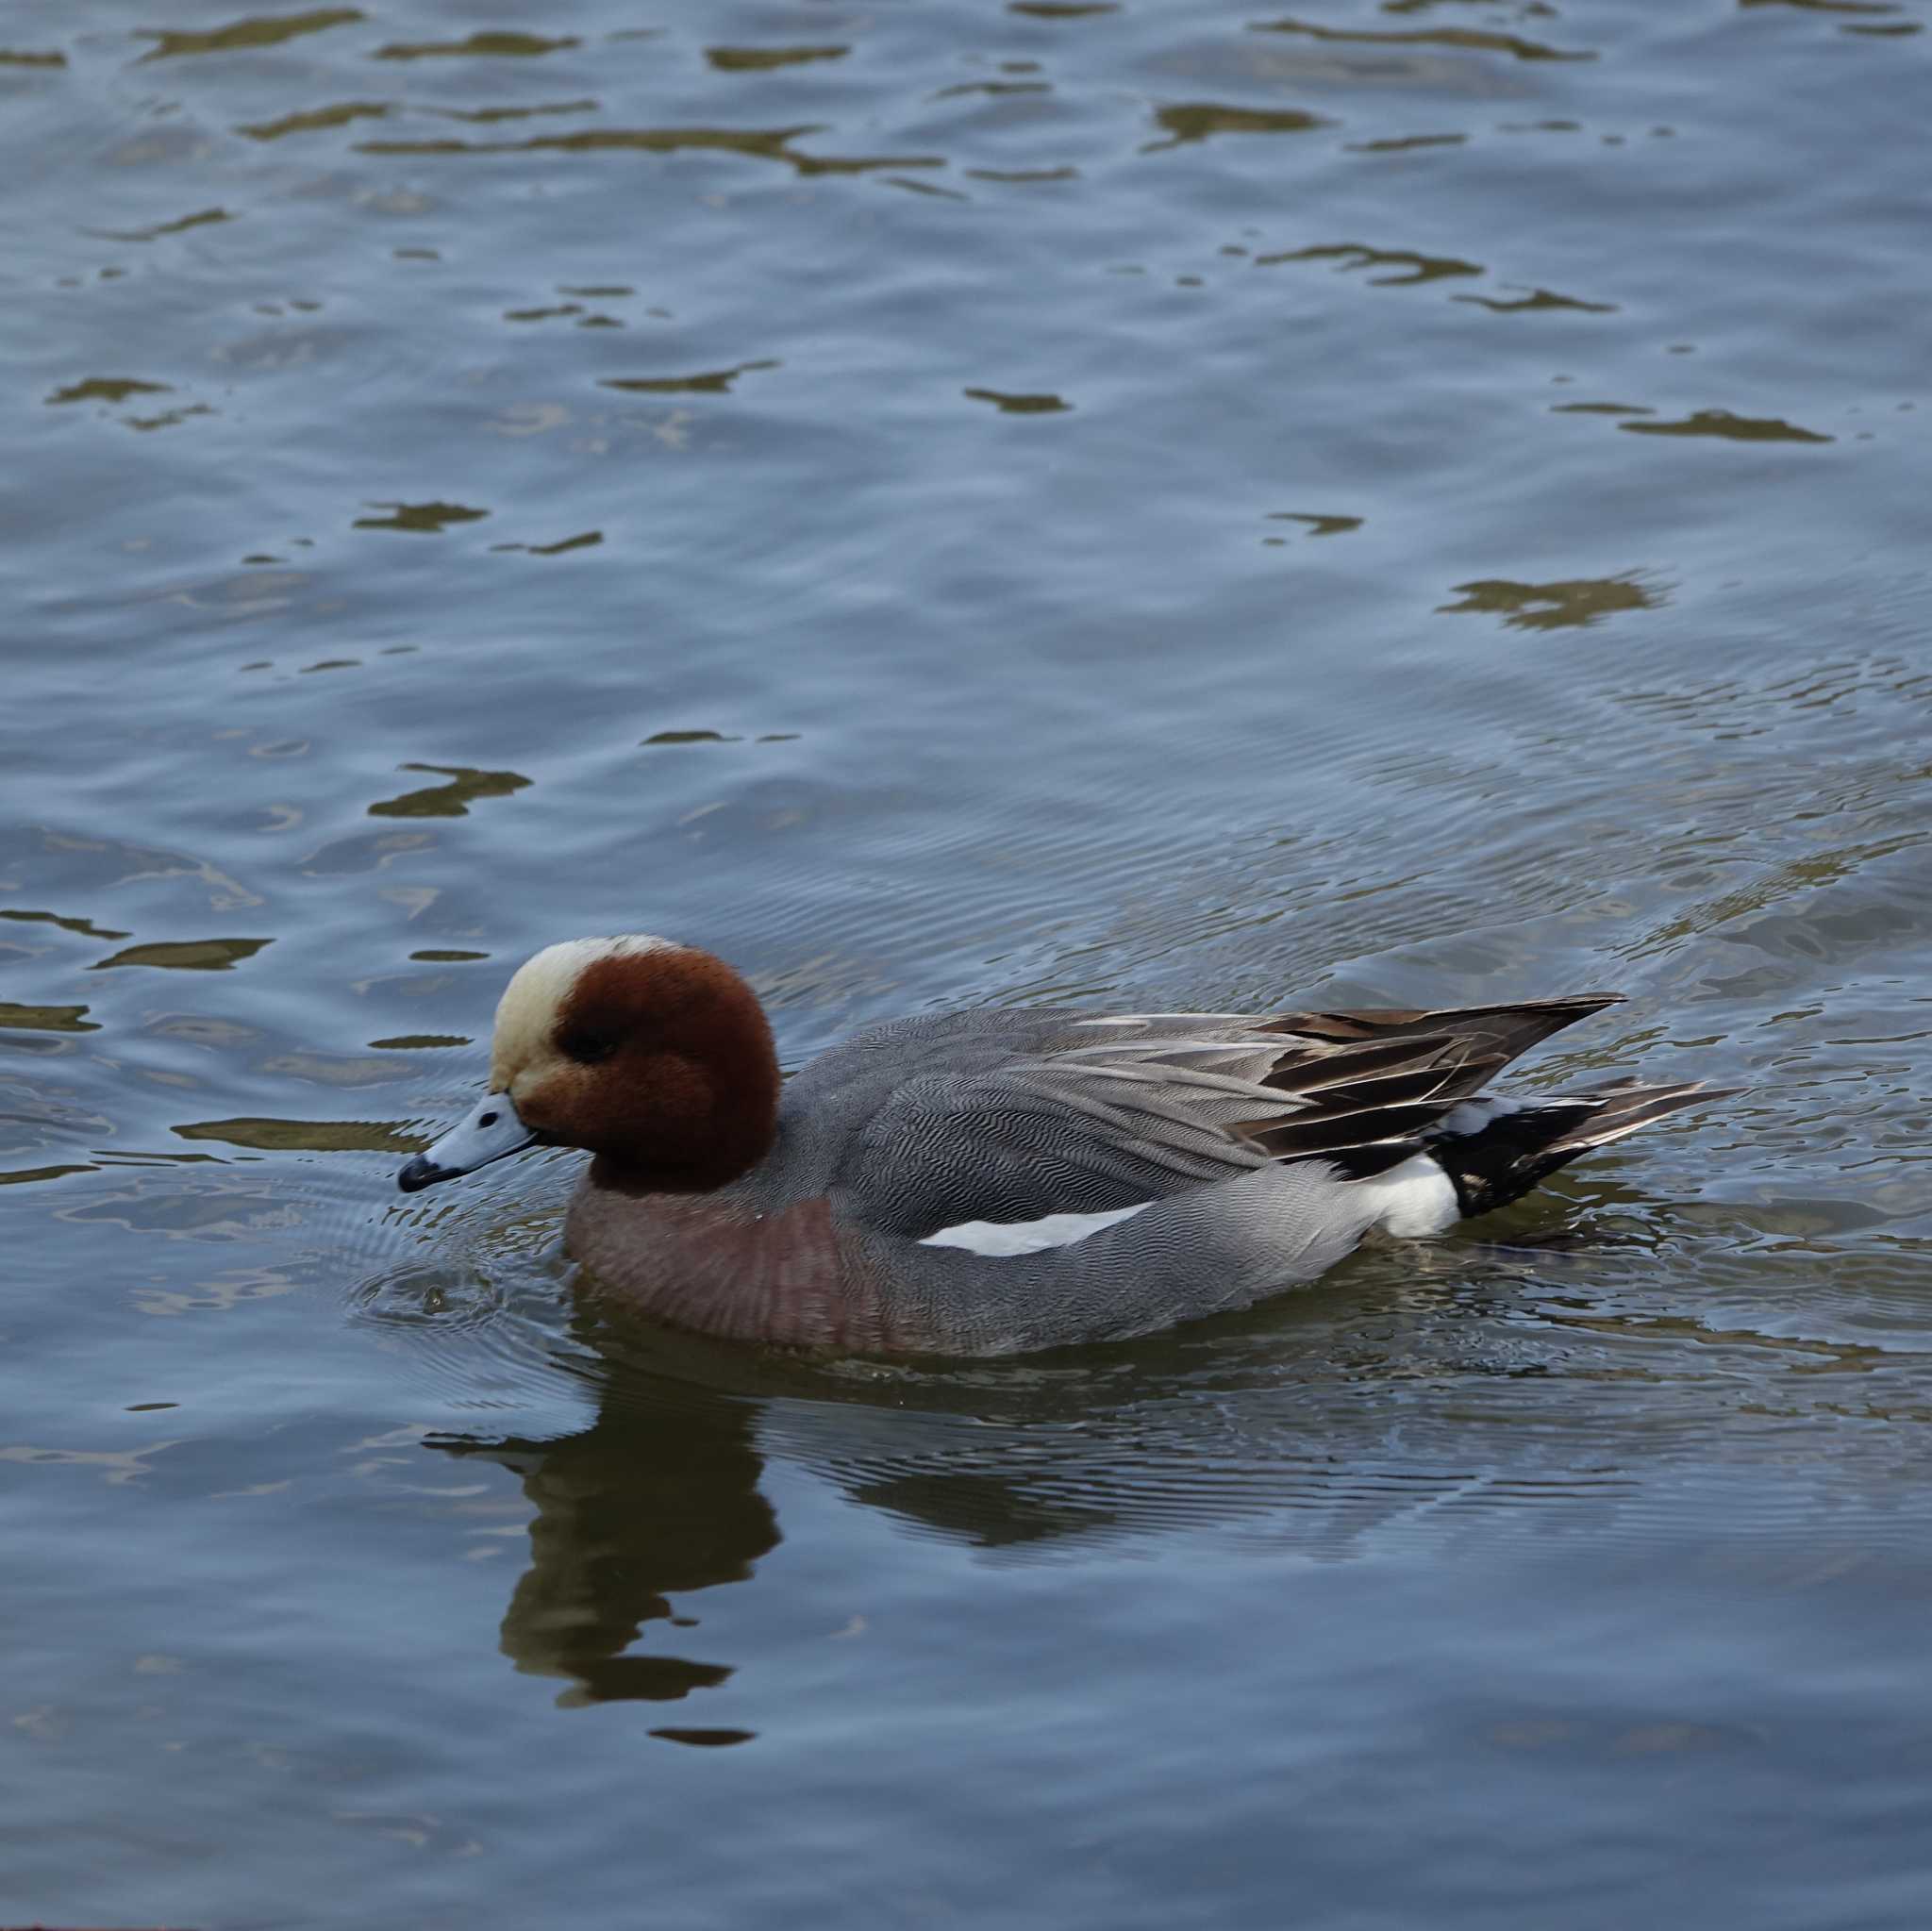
[1737,0,1901,15]
[1437,575,1660,632]
[47,377,172,407]
[92,208,234,243]
[373,31,580,60]
[1255,242,1482,286]
[0,907,130,940]
[600,361,779,395]
[403,1177,1932,1719]
[491,531,603,556]
[706,46,849,73]
[432,1374,777,1709]
[352,500,491,534]
[1345,132,1466,153]
[357,127,948,178]
[1267,511,1362,538]
[1620,409,1834,443]
[963,388,1073,414]
[966,164,1081,183]
[0,1002,100,1033]
[91,937,273,972]
[367,763,533,819]
[1249,17,1596,63]
[1144,103,1328,150]
[137,9,363,63]
[435,101,601,125]
[237,102,392,141]
[1455,287,1617,314]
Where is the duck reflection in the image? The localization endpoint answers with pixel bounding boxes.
[434,1378,776,1708]
[424,1306,1158,1706]
[421,1193,1690,1708]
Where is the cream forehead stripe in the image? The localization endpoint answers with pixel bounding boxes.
[489,936,674,1088]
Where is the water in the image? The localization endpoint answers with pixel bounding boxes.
[6,0,1931,1922]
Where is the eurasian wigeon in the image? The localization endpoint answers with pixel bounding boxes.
[397,937,1727,1355]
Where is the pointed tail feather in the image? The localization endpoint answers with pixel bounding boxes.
[1428,1081,1737,1219]
[1265,993,1624,1065]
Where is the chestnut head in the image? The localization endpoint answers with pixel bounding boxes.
[397,937,779,1196]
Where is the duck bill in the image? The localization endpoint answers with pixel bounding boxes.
[397,1093,537,1193]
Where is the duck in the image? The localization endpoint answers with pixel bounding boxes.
[396,936,1727,1356]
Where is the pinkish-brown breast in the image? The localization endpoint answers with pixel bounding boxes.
[562,1180,906,1351]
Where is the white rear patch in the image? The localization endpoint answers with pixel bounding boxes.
[919,1201,1152,1257]
[1363,1154,1459,1238]
[1441,1096,1524,1136]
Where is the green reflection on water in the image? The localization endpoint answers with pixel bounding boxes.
[1346,133,1467,154]
[353,501,490,534]
[137,8,364,63]
[435,100,600,124]
[600,361,778,395]
[1268,512,1362,537]
[374,31,579,59]
[1144,103,1328,150]
[1737,0,1898,13]
[46,378,171,406]
[236,101,390,141]
[964,388,1072,414]
[1250,16,1595,61]
[1620,409,1834,443]
[1438,576,1660,631]
[1255,242,1482,286]
[92,208,234,243]
[706,45,848,71]
[91,939,273,972]
[368,764,532,818]
[0,1003,100,1033]
[0,910,131,941]
[1457,288,1618,315]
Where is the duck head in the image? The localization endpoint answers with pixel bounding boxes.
[397,937,779,1196]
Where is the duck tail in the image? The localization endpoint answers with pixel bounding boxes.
[1426,1081,1736,1220]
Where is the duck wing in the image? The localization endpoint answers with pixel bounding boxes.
[837,994,1623,1240]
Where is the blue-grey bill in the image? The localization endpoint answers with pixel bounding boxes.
[396,1093,536,1192]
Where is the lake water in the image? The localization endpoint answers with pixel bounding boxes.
[6,0,1932,1923]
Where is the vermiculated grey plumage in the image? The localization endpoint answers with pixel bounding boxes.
[558,993,1727,1355]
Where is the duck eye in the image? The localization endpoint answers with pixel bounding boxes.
[559,1030,616,1064]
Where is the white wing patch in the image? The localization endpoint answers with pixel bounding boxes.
[1362,1154,1459,1238]
[919,1201,1153,1257]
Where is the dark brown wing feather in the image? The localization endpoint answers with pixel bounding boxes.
[1238,994,1625,1179]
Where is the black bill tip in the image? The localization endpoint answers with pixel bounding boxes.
[397,1155,449,1194]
